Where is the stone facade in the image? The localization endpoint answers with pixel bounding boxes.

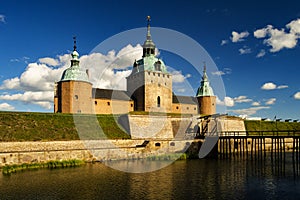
[94,99,134,114]
[55,80,93,114]
[197,96,216,116]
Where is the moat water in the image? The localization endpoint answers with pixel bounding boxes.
[1,153,300,200]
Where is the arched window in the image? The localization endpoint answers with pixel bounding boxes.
[155,60,161,71]
[157,96,160,107]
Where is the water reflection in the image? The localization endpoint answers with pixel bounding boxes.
[0,155,299,200]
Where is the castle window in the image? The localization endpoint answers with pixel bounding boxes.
[194,107,196,110]
[155,60,162,71]
[107,102,110,106]
[77,110,81,113]
[148,72,150,75]
[131,103,133,107]
[153,72,155,76]
[95,101,97,105]
[165,82,166,86]
[187,107,189,110]
[167,75,169,78]
[155,142,161,147]
[157,96,161,107]
[158,73,160,77]
[176,106,179,110]
[158,83,161,87]
[75,95,78,100]
[163,74,165,77]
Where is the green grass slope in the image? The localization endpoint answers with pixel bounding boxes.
[245,120,300,135]
[0,112,130,142]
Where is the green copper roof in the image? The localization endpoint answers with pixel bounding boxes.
[132,55,168,74]
[196,67,214,97]
[60,41,89,82]
[130,16,168,74]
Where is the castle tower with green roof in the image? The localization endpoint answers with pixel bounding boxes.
[54,37,93,113]
[196,65,216,115]
[127,16,172,112]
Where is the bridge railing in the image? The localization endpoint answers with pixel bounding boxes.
[217,130,300,137]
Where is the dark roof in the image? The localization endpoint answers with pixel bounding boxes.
[92,88,131,101]
[172,95,198,105]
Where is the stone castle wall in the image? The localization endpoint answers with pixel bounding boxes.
[93,99,134,114]
[0,139,202,167]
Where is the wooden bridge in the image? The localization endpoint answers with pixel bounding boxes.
[217,130,300,155]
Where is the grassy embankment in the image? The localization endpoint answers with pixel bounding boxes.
[2,159,85,175]
[0,111,130,142]
[245,120,300,136]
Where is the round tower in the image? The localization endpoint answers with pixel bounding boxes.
[196,65,216,115]
[55,37,92,114]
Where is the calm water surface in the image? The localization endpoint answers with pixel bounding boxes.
[0,154,300,200]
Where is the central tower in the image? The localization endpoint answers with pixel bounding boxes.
[126,16,172,112]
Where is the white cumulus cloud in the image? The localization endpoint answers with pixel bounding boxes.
[277,85,288,89]
[252,101,261,106]
[286,18,300,35]
[234,96,252,103]
[294,92,300,99]
[0,91,53,109]
[261,82,288,90]
[212,68,231,76]
[217,96,235,107]
[231,31,249,42]
[256,49,266,58]
[39,57,59,66]
[0,103,15,110]
[254,19,300,52]
[239,46,251,55]
[171,70,191,83]
[229,106,270,117]
[265,98,276,105]
[261,82,277,90]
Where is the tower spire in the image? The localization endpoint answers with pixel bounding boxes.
[202,62,208,81]
[143,16,156,57]
[147,16,151,40]
[73,36,77,51]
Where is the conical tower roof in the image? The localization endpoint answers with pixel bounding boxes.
[196,64,214,97]
[60,37,89,82]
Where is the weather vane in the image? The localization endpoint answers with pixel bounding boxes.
[147,16,151,26]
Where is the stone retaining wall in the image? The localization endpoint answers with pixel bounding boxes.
[0,139,202,167]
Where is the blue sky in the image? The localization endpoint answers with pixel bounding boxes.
[0,0,300,120]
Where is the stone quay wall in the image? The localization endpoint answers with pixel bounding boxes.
[0,139,202,167]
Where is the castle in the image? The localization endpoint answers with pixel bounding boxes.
[54,18,216,116]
